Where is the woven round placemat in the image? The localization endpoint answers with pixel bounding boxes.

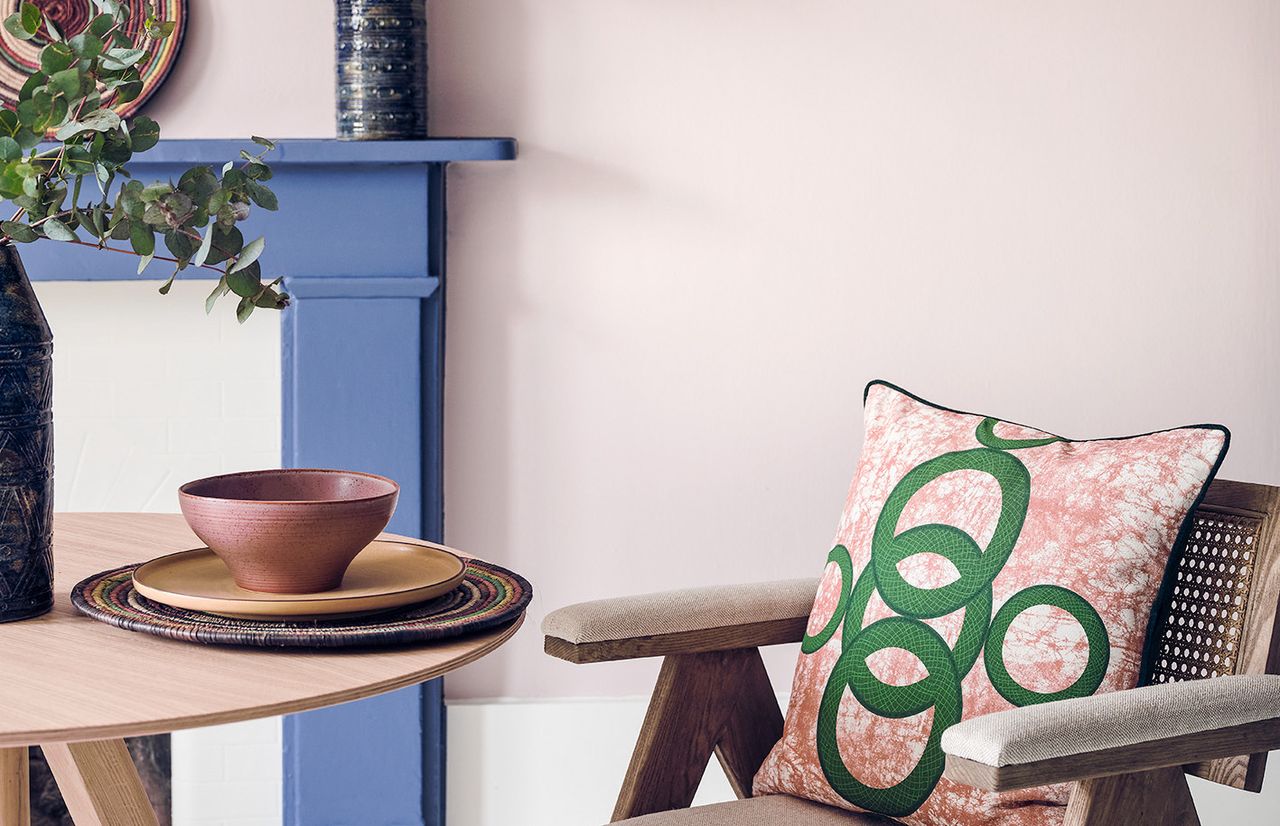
[71,559,531,649]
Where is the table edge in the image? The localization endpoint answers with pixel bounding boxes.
[0,612,525,746]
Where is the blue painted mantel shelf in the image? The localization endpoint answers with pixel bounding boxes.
[19,138,516,826]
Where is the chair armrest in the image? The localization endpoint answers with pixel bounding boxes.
[941,675,1280,791]
[542,577,819,663]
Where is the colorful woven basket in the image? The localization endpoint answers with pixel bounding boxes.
[0,0,186,120]
[71,559,531,648]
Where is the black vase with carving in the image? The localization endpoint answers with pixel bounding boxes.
[0,245,53,623]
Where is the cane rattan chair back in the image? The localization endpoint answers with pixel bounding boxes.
[1145,478,1280,791]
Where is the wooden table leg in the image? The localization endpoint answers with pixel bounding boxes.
[0,746,30,826]
[41,740,158,826]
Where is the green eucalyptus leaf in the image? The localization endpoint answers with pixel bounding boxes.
[129,221,153,255]
[3,13,33,40]
[0,163,23,198]
[164,229,193,259]
[141,202,167,226]
[207,187,230,214]
[42,218,75,241]
[69,30,104,59]
[117,186,141,217]
[158,268,177,294]
[94,163,112,196]
[80,107,122,132]
[226,260,262,296]
[18,72,45,102]
[129,116,159,151]
[136,252,153,274]
[160,190,193,223]
[3,3,39,40]
[205,224,243,264]
[250,135,276,150]
[144,16,175,39]
[50,67,84,99]
[1,221,36,242]
[112,78,139,103]
[17,91,52,130]
[20,2,41,34]
[0,110,17,137]
[101,47,146,70]
[54,120,83,140]
[88,13,115,37]
[109,216,130,240]
[245,160,272,181]
[177,164,216,202]
[44,16,60,41]
[191,224,214,266]
[253,286,288,309]
[40,43,76,75]
[57,107,121,139]
[100,135,131,164]
[140,182,171,202]
[13,127,38,150]
[235,295,254,323]
[229,236,264,274]
[245,181,278,211]
[0,137,19,161]
[48,96,67,129]
[45,184,67,211]
[205,276,229,314]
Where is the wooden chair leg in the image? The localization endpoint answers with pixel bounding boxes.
[612,647,781,822]
[1064,765,1200,826]
[1,746,30,826]
[41,740,159,826]
[713,651,784,799]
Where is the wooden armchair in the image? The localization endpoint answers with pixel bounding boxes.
[543,479,1280,825]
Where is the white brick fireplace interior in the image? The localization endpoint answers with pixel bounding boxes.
[37,280,283,826]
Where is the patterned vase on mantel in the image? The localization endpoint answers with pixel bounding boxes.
[0,244,53,623]
[335,0,429,140]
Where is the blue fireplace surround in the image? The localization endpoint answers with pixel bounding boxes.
[19,137,517,826]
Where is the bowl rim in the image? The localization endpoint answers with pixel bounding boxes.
[178,468,400,506]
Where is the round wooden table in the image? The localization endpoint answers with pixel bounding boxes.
[0,513,525,826]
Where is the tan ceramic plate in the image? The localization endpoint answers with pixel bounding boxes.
[132,540,467,620]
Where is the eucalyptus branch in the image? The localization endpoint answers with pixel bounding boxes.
[58,235,228,273]
[0,0,286,322]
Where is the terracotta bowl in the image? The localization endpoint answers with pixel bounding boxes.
[178,469,400,594]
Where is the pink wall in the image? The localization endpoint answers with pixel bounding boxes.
[147,1,1280,701]
[145,0,333,139]
[429,0,1280,700]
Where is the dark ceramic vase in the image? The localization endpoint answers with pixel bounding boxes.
[0,245,53,623]
[335,0,428,140]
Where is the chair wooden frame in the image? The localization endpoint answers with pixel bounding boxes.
[544,478,1280,825]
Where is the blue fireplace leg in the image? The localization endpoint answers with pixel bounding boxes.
[280,276,445,825]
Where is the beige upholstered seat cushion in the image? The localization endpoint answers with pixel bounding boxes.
[616,795,898,825]
[541,578,820,644]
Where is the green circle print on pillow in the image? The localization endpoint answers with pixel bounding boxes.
[753,381,1228,826]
